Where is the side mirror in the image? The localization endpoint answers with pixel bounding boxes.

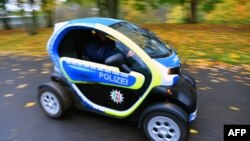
[105,53,125,67]
[105,53,132,73]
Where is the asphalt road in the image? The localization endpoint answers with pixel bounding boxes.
[0,55,249,141]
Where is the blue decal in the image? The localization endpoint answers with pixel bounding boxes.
[62,61,136,87]
[49,26,93,71]
[155,53,180,68]
[173,75,179,85]
[69,18,123,26]
[48,18,124,72]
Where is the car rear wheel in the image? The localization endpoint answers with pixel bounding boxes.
[38,82,72,118]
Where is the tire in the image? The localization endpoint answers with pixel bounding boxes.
[143,111,189,141]
[38,82,72,118]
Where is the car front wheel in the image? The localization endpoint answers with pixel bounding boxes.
[143,111,189,141]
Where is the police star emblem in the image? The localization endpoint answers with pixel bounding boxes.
[110,89,124,104]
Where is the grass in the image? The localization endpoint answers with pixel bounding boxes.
[0,28,52,56]
[0,24,249,66]
[144,24,250,65]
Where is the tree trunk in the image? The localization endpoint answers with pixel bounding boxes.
[27,0,38,35]
[1,16,11,29]
[97,0,119,18]
[0,2,11,30]
[30,10,38,35]
[46,10,54,27]
[106,0,119,18]
[189,0,197,23]
[97,0,104,17]
[41,0,55,28]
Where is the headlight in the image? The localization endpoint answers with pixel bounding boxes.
[167,67,181,75]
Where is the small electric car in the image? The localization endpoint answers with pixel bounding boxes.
[38,18,197,141]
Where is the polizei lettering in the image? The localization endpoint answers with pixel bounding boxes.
[99,72,128,85]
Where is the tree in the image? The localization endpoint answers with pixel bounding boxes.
[131,0,223,23]
[29,0,38,35]
[189,0,197,23]
[67,0,119,18]
[201,0,222,12]
[131,0,197,22]
[17,0,38,35]
[41,0,56,27]
[97,0,119,18]
[204,0,250,24]
[0,0,11,29]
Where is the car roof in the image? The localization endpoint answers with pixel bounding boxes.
[68,17,124,27]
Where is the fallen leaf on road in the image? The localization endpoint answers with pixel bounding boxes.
[244,83,250,86]
[229,106,240,111]
[43,63,51,68]
[11,64,20,67]
[11,68,20,71]
[217,77,228,82]
[41,71,50,74]
[4,93,14,97]
[17,76,26,79]
[210,79,220,83]
[16,84,28,89]
[190,129,198,134]
[25,102,36,108]
[199,86,213,91]
[19,72,27,75]
[28,69,37,72]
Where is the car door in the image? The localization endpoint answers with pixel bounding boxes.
[59,31,152,112]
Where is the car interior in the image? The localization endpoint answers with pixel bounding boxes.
[58,28,92,60]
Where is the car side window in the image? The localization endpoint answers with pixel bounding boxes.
[112,38,149,75]
[84,30,121,64]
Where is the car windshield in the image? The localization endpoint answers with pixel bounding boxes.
[110,22,172,58]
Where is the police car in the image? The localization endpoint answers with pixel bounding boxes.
[38,18,198,141]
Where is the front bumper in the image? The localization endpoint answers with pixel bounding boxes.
[148,75,198,122]
[170,75,198,114]
[189,106,197,122]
